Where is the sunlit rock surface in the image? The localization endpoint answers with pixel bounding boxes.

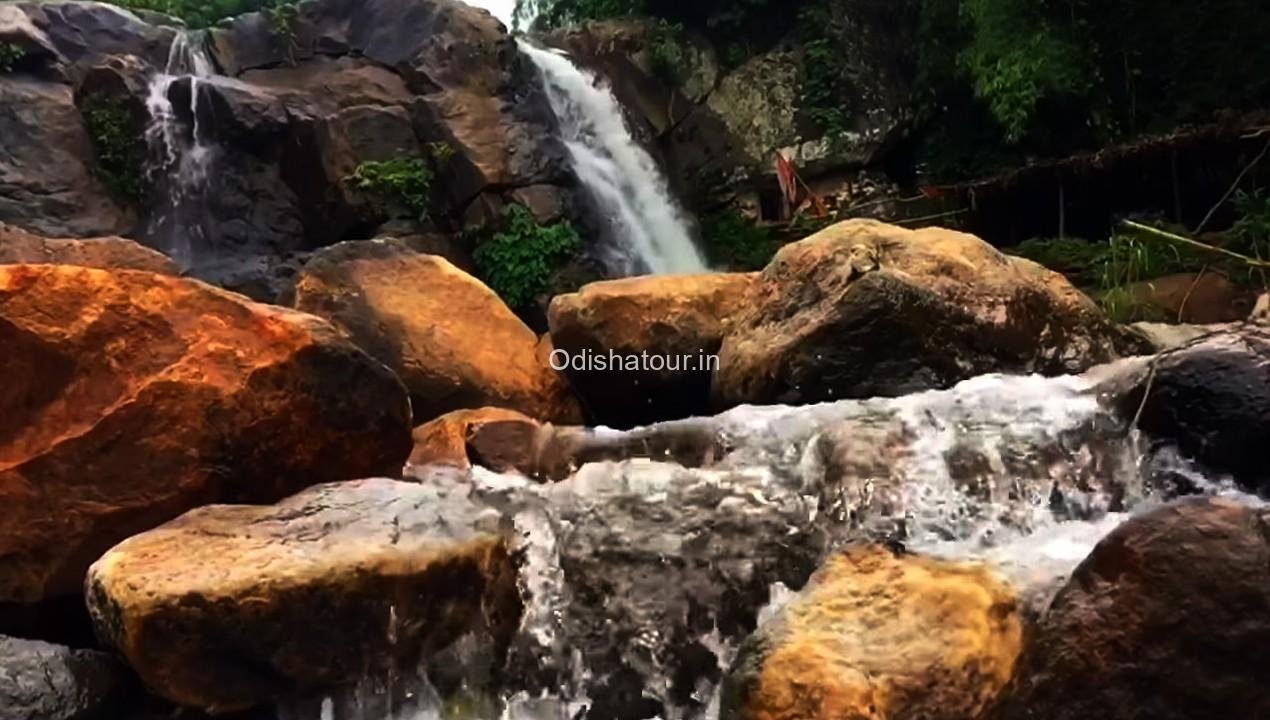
[719,546,1023,720]
[714,219,1145,409]
[549,273,755,427]
[290,239,582,425]
[0,264,411,605]
[87,478,519,714]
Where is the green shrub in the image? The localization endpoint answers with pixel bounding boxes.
[101,0,294,29]
[1012,237,1109,289]
[474,205,583,309]
[346,156,435,221]
[701,210,780,271]
[81,95,146,205]
[0,43,26,73]
[648,20,688,85]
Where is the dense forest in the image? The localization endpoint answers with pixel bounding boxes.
[515,0,1270,178]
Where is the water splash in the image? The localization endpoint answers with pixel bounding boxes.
[277,367,1182,720]
[144,31,216,266]
[518,41,707,276]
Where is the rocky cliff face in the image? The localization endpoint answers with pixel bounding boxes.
[0,0,578,298]
[543,12,914,211]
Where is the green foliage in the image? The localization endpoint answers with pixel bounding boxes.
[0,43,26,73]
[956,0,1090,143]
[1231,190,1270,259]
[474,205,584,309]
[648,20,687,84]
[81,95,146,205]
[264,2,299,60]
[701,210,780,271]
[101,0,294,29]
[345,146,452,222]
[799,29,850,150]
[1013,236,1110,289]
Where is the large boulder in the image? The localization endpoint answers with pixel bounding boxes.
[0,635,127,720]
[1116,271,1254,323]
[715,220,1139,408]
[995,497,1270,720]
[289,239,581,424]
[0,76,130,237]
[87,478,519,713]
[549,273,755,427]
[0,264,412,605]
[1117,326,1269,489]
[0,222,177,274]
[720,546,1023,720]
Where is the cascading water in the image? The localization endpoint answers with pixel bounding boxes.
[144,31,216,266]
[280,363,1211,720]
[518,42,707,276]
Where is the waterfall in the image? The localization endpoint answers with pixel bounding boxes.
[144,31,216,267]
[518,42,707,276]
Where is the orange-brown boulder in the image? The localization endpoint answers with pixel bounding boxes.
[86,479,519,713]
[0,223,178,275]
[1115,271,1253,323]
[407,407,543,474]
[549,273,755,427]
[290,240,582,425]
[0,264,412,605]
[720,545,1023,720]
[715,220,1142,408]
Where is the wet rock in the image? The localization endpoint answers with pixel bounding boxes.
[0,635,128,720]
[7,1,174,75]
[995,496,1270,720]
[0,77,130,237]
[408,407,544,473]
[87,479,519,714]
[546,19,720,134]
[1119,326,1270,489]
[290,239,581,424]
[486,462,834,720]
[720,546,1023,720]
[0,264,411,605]
[1128,321,1230,353]
[0,223,177,274]
[715,220,1138,408]
[207,0,569,197]
[549,273,755,427]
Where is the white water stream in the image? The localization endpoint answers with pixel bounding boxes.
[518,42,707,276]
[279,365,1201,720]
[144,31,216,266]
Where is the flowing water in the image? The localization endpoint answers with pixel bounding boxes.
[518,42,708,276]
[278,364,1211,720]
[144,31,216,267]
